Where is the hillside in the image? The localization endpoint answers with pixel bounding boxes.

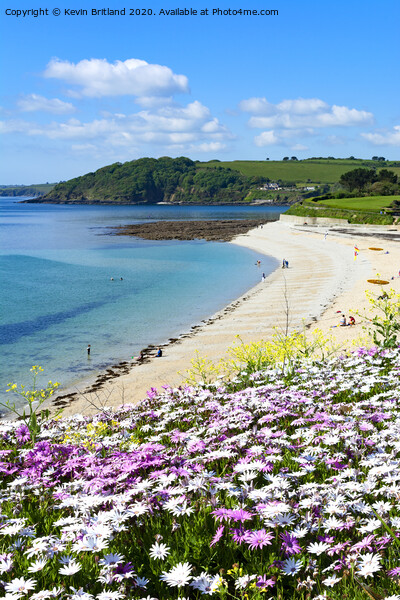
[201,158,400,185]
[26,157,261,205]
[22,157,400,206]
[0,183,55,197]
[286,194,400,225]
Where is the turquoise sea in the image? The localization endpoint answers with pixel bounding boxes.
[0,198,287,401]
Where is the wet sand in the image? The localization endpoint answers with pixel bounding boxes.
[51,219,400,417]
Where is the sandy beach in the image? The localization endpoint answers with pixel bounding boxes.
[54,219,400,417]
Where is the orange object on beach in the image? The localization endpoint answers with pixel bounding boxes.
[367,279,389,285]
[368,247,383,251]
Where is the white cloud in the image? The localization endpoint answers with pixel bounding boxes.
[0,100,232,155]
[0,119,30,134]
[291,144,308,151]
[191,142,227,152]
[240,97,328,116]
[17,94,75,114]
[240,96,374,150]
[239,97,276,115]
[43,58,189,98]
[362,125,400,146]
[240,96,373,129]
[277,98,328,115]
[71,143,98,152]
[248,106,373,129]
[325,135,347,145]
[254,129,314,149]
[254,130,280,146]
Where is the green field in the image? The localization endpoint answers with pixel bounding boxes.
[200,159,400,185]
[0,183,55,196]
[286,193,399,225]
[316,195,398,212]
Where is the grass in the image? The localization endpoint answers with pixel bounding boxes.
[200,159,400,185]
[0,183,56,196]
[286,203,394,224]
[315,195,399,212]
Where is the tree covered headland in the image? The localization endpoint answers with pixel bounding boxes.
[28,157,263,205]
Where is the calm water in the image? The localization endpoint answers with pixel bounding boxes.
[0,198,287,400]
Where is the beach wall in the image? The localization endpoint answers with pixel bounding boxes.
[280,213,400,229]
[280,214,350,226]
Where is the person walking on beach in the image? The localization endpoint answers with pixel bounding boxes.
[262,272,266,281]
[282,259,286,268]
[87,344,91,356]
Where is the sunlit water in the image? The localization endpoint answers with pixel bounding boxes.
[0,199,287,401]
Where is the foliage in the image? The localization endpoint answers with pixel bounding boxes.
[378,169,398,184]
[200,158,400,186]
[0,184,55,197]
[244,189,299,204]
[339,168,399,195]
[183,327,345,389]
[2,347,400,598]
[356,287,400,348]
[1,366,60,444]
[339,168,378,192]
[285,203,394,225]
[32,157,255,205]
[25,158,400,206]
[182,351,222,386]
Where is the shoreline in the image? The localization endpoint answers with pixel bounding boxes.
[49,219,400,417]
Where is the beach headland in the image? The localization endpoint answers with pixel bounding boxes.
[51,219,400,417]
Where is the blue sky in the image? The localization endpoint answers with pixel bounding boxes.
[1,0,399,183]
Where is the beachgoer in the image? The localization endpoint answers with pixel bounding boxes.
[137,350,144,361]
[285,260,289,268]
[110,277,114,281]
[262,272,266,281]
[282,259,286,269]
[87,344,91,356]
[349,316,355,326]
[340,315,347,326]
[120,277,123,280]
[156,348,163,357]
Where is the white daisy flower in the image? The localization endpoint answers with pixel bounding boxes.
[149,541,170,560]
[59,559,82,575]
[307,542,330,556]
[27,558,48,573]
[160,562,193,587]
[5,577,37,595]
[357,553,382,578]
[323,574,342,587]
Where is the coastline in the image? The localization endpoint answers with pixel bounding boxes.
[50,219,400,417]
